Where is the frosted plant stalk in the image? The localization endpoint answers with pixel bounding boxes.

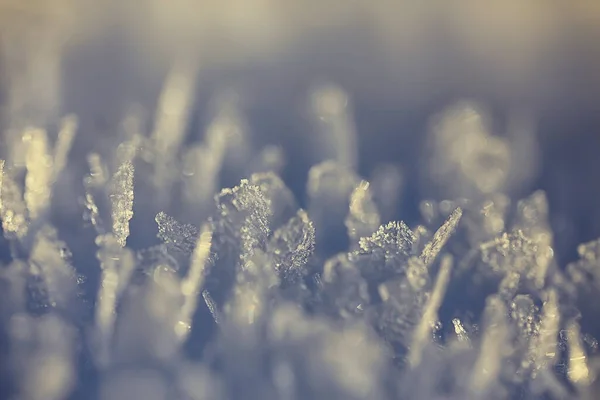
[567,321,591,386]
[202,290,220,325]
[176,225,213,339]
[23,127,53,220]
[152,62,196,191]
[420,207,463,267]
[95,234,135,366]
[408,255,453,367]
[52,114,78,181]
[110,161,135,247]
[1,167,29,239]
[533,290,561,371]
[470,296,508,394]
[346,180,381,247]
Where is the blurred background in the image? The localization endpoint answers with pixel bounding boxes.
[1,0,600,263]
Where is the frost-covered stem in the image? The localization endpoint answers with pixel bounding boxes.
[567,320,590,387]
[408,255,453,367]
[533,290,560,369]
[151,61,196,194]
[346,180,380,248]
[109,161,134,247]
[24,127,53,221]
[470,296,508,394]
[52,114,78,181]
[176,225,213,340]
[310,84,358,169]
[420,207,463,267]
[202,290,220,325]
[0,167,28,239]
[95,235,135,367]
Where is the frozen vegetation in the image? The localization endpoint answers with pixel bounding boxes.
[1,73,600,400]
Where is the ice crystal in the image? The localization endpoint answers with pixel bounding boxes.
[420,207,462,267]
[250,172,298,230]
[267,209,315,285]
[0,163,27,239]
[321,253,370,319]
[213,179,272,265]
[351,220,415,283]
[375,256,432,357]
[155,211,200,256]
[109,161,134,247]
[346,180,381,248]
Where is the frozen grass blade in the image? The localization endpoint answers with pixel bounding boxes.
[176,225,213,340]
[408,254,453,367]
[23,128,52,220]
[94,234,135,366]
[151,62,196,192]
[202,290,220,325]
[567,321,591,387]
[420,207,463,267]
[346,180,380,248]
[470,296,508,395]
[52,114,78,181]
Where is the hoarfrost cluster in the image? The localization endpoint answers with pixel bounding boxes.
[0,79,599,400]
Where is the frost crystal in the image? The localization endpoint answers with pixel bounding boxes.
[3,78,600,399]
[267,209,315,284]
[376,257,430,353]
[110,161,134,247]
[479,229,549,292]
[250,172,298,230]
[321,253,370,319]
[155,211,200,256]
[202,290,220,325]
[420,207,462,267]
[346,180,381,248]
[352,220,415,283]
[213,179,272,265]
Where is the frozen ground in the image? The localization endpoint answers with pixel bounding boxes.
[1,2,600,399]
